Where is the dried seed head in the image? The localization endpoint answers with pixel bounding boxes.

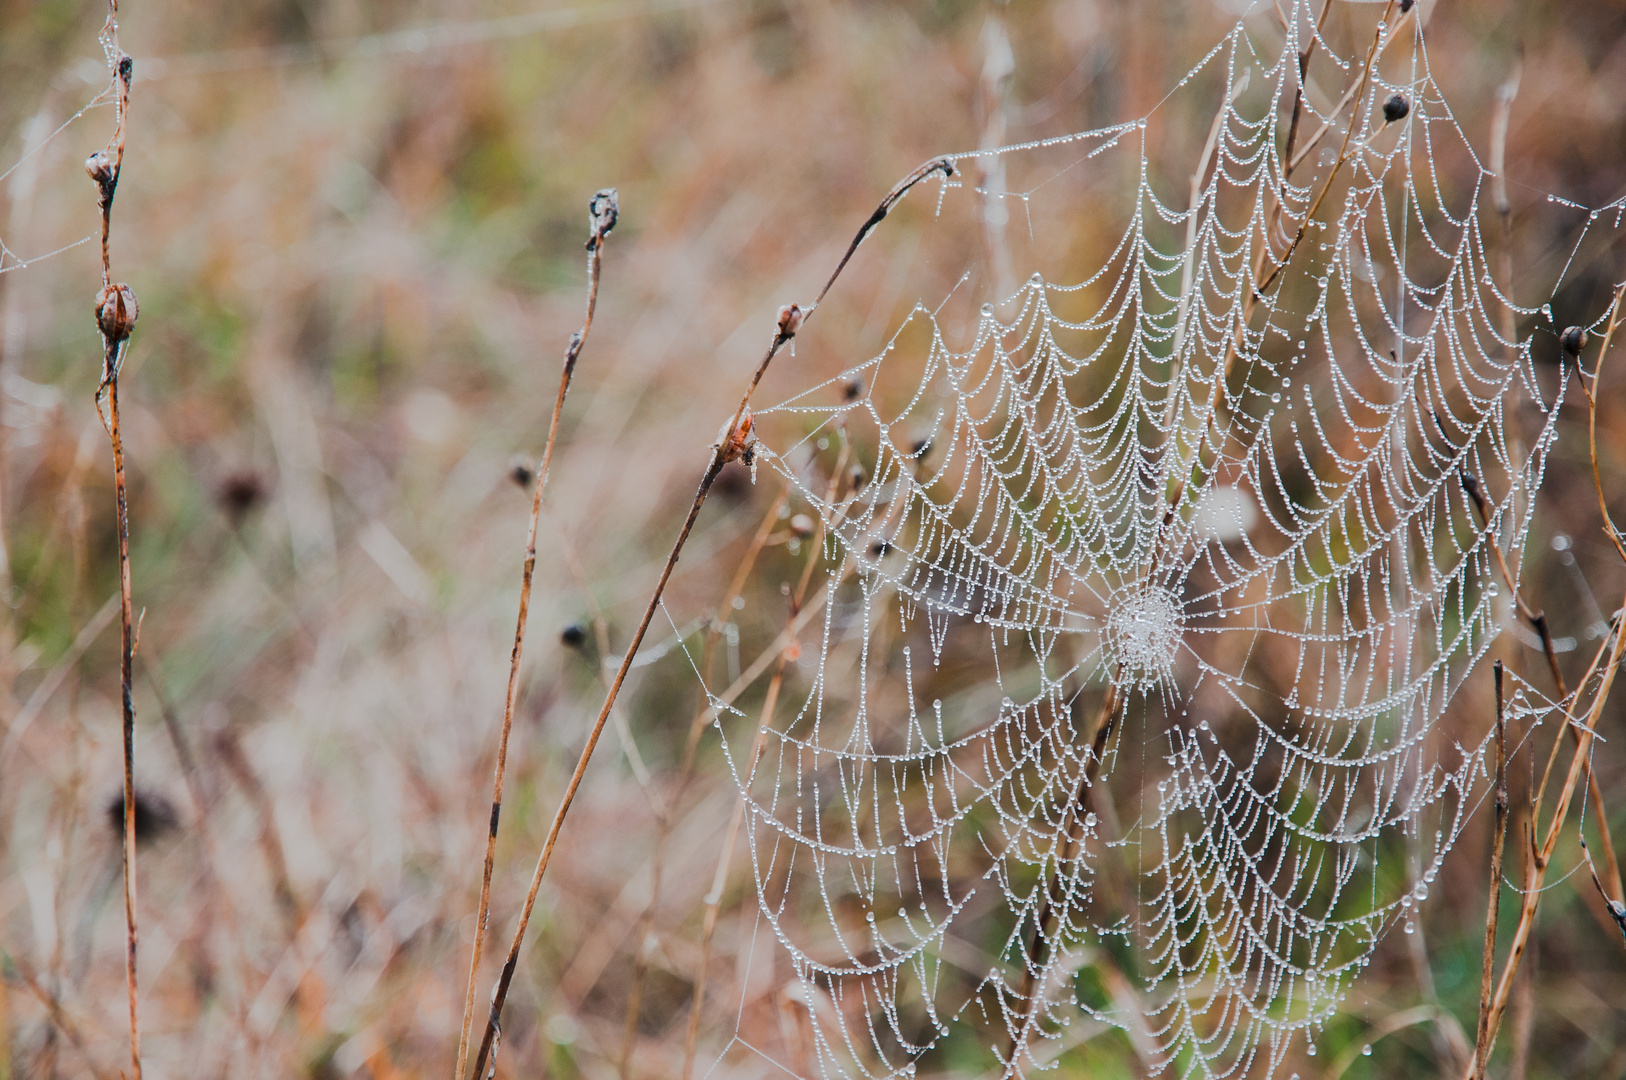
[95,282,139,342]
[717,411,756,464]
[1382,94,1409,123]
[217,468,268,521]
[1560,325,1588,358]
[1399,0,1414,10]
[107,789,179,847]
[85,151,115,189]
[560,623,588,649]
[777,303,805,340]
[790,513,815,538]
[587,188,619,249]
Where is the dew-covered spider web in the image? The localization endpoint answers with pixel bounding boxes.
[688,2,1626,1078]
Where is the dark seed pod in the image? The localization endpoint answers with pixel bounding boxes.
[842,377,864,402]
[107,789,179,847]
[560,623,588,649]
[509,458,535,489]
[217,468,268,521]
[95,282,139,342]
[1399,0,1414,11]
[1382,94,1409,123]
[1560,326,1587,358]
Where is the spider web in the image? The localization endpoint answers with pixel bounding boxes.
[694,3,1626,1078]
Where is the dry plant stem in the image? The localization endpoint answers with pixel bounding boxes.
[1258,0,1400,297]
[678,485,845,1080]
[470,163,951,1080]
[1472,662,1507,1080]
[1008,679,1122,1067]
[87,8,141,1077]
[680,655,789,1080]
[1463,477,1625,904]
[1279,0,1334,179]
[1160,4,1406,532]
[453,189,618,1080]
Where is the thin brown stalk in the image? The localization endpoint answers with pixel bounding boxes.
[86,5,140,1076]
[680,654,788,1080]
[1258,0,1401,297]
[1468,306,1626,1068]
[454,187,619,1080]
[679,478,845,1080]
[469,159,952,1080]
[1471,602,1626,1070]
[1007,679,1121,1070]
[1279,0,1334,182]
[1460,467,1625,906]
[1472,661,1507,1080]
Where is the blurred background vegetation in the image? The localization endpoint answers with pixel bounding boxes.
[0,0,1623,1077]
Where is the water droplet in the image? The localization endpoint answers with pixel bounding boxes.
[1199,720,1210,730]
[981,303,994,317]
[1404,920,1415,934]
[866,912,875,922]
[1307,1043,1317,1057]
[1085,812,1098,827]
[1362,1044,1373,1056]
[1297,340,1307,349]
[1416,884,1429,901]
[1271,393,1282,404]
[898,908,907,917]
[1282,378,1291,389]
[1030,272,1044,286]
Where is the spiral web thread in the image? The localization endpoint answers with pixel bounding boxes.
[693,4,1626,1078]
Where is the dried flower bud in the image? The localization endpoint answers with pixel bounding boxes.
[717,411,756,464]
[789,513,815,538]
[777,303,804,339]
[85,151,114,188]
[96,282,139,342]
[1382,94,1409,123]
[1560,325,1588,357]
[587,188,619,249]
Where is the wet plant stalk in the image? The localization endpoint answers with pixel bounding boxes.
[454,188,618,1080]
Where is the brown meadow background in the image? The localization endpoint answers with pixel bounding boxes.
[1,0,1624,1077]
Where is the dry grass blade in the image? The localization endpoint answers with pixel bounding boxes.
[1472,662,1508,1080]
[454,187,619,1080]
